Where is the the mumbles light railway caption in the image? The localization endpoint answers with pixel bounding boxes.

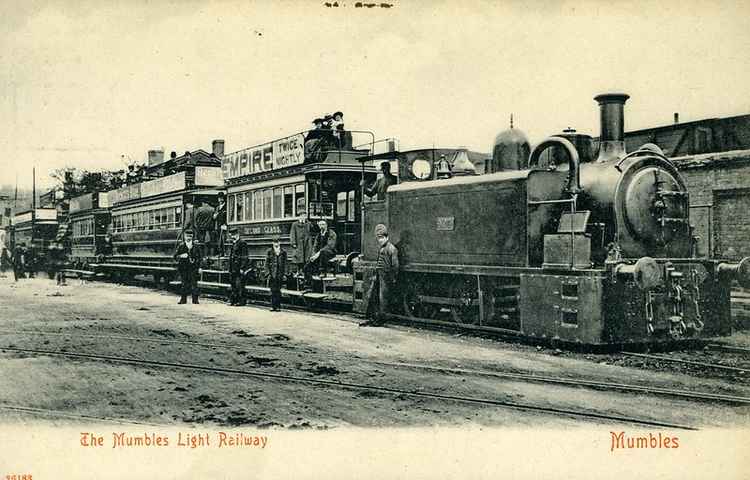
[80,432,268,449]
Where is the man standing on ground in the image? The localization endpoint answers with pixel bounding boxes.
[289,210,312,285]
[228,228,250,306]
[11,243,26,282]
[174,230,201,304]
[265,238,287,312]
[213,192,228,256]
[362,224,399,327]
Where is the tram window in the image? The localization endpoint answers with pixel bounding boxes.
[295,184,305,216]
[337,192,347,218]
[253,191,262,220]
[348,190,355,222]
[244,192,252,221]
[167,208,174,227]
[236,193,244,222]
[273,188,282,218]
[175,206,182,226]
[228,194,236,223]
[263,189,272,220]
[283,186,294,218]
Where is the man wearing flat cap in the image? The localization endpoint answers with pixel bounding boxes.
[228,228,250,306]
[362,223,399,326]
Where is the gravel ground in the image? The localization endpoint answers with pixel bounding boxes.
[0,274,749,430]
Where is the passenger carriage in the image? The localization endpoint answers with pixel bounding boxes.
[216,130,380,298]
[97,148,224,283]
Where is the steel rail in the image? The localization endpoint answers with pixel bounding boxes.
[0,346,697,431]
[0,403,161,426]
[4,329,750,405]
[623,352,750,373]
[707,344,750,355]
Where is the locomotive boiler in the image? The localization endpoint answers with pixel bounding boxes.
[356,93,750,345]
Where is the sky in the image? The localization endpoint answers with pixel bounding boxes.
[1,0,749,190]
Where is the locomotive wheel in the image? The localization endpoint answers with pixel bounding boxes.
[449,278,480,325]
[402,283,437,320]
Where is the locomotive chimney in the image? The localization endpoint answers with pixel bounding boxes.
[212,139,225,158]
[594,92,629,163]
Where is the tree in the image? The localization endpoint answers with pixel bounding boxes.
[49,167,124,198]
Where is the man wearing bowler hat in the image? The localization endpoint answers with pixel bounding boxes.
[174,230,202,304]
[265,237,287,311]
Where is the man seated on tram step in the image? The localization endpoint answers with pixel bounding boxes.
[361,161,398,201]
[302,219,337,287]
[361,223,399,327]
[174,230,202,304]
[227,228,250,306]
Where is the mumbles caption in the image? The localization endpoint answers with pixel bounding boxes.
[80,432,268,449]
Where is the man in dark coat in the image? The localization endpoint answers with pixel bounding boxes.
[12,243,26,282]
[213,192,228,256]
[362,224,399,327]
[265,238,287,311]
[173,230,202,304]
[194,200,215,254]
[227,228,250,306]
[362,162,398,201]
[303,219,337,283]
[289,211,312,282]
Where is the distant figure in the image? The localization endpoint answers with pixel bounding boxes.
[289,211,313,280]
[101,232,114,256]
[24,246,35,278]
[12,243,26,282]
[362,162,398,201]
[362,224,399,327]
[265,238,287,311]
[303,219,337,284]
[194,200,215,253]
[173,230,202,304]
[213,192,228,256]
[227,228,250,306]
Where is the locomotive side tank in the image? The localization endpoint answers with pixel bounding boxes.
[356,93,750,345]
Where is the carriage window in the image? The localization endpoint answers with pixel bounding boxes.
[337,191,347,218]
[263,189,272,220]
[253,191,262,220]
[273,188,282,218]
[295,184,305,215]
[244,192,252,222]
[283,186,294,218]
[175,206,182,226]
[348,190,355,222]
[236,193,244,222]
[228,194,236,223]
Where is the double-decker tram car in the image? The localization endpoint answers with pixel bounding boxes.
[355,93,750,346]
[97,146,224,283]
[10,208,59,273]
[215,129,380,301]
[67,191,111,269]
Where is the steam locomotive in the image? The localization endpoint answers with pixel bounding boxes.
[355,93,750,345]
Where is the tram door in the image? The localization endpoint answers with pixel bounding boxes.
[307,172,370,256]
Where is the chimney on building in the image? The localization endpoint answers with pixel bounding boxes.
[212,139,225,158]
[674,112,679,124]
[147,148,165,166]
[170,151,177,159]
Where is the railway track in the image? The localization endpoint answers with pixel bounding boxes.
[4,328,750,405]
[622,352,750,374]
[0,345,698,430]
[0,404,161,426]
